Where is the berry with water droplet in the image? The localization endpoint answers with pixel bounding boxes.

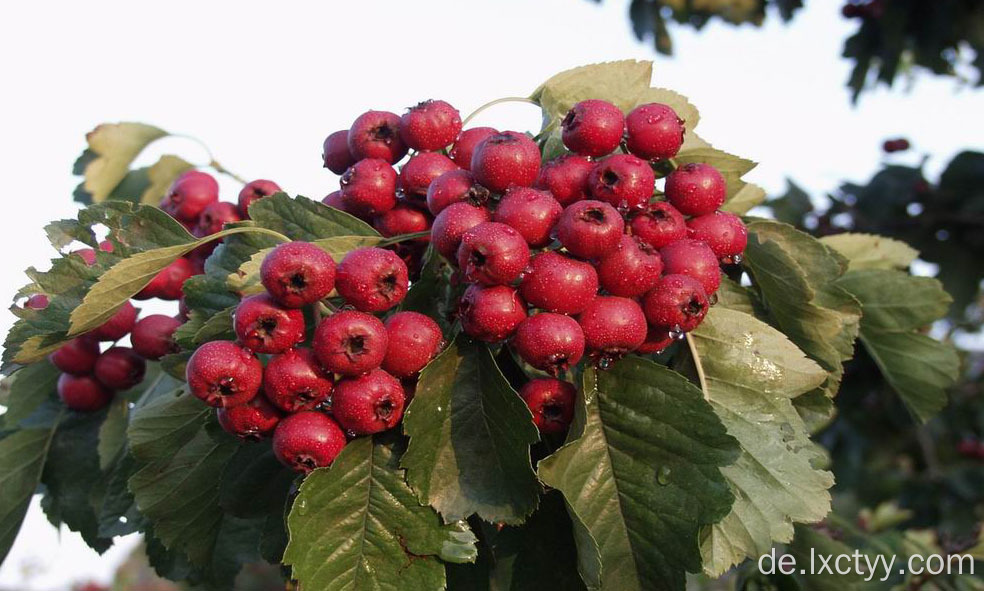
[264,348,335,413]
[660,238,721,295]
[426,169,490,215]
[625,103,685,161]
[332,369,406,435]
[382,312,444,378]
[596,235,663,298]
[519,378,576,434]
[643,274,709,332]
[588,154,656,211]
[186,341,263,408]
[430,202,491,260]
[630,201,688,249]
[340,158,398,218]
[457,222,531,285]
[665,163,727,216]
[449,127,498,169]
[400,100,462,151]
[459,284,527,342]
[347,110,407,163]
[512,313,585,374]
[273,411,347,472]
[520,251,598,315]
[687,211,748,260]
[555,200,625,260]
[577,296,647,361]
[493,187,563,248]
[561,99,625,157]
[471,131,540,193]
[535,154,594,206]
[233,293,305,354]
[335,247,409,312]
[322,130,356,174]
[399,152,458,201]
[217,395,282,440]
[313,310,388,376]
[260,241,337,308]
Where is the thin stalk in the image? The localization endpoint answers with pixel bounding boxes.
[685,333,709,400]
[462,96,539,127]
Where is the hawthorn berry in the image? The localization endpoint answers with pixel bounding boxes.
[457,222,531,285]
[25,294,49,310]
[381,312,444,378]
[332,369,406,435]
[399,152,458,201]
[273,411,347,472]
[643,274,709,333]
[260,241,337,308]
[561,99,625,157]
[373,203,432,239]
[588,154,656,211]
[238,179,282,217]
[136,257,194,300]
[577,296,648,361]
[630,201,688,249]
[340,158,398,217]
[160,171,219,223]
[624,103,685,161]
[449,127,498,169]
[335,247,409,312]
[665,163,727,216]
[596,235,663,298]
[347,110,407,163]
[555,200,625,260]
[686,211,748,260]
[430,202,491,260]
[49,337,100,375]
[426,169,490,215]
[535,154,594,206]
[194,201,242,237]
[493,187,563,248]
[322,190,347,211]
[233,293,306,354]
[637,326,676,354]
[313,310,389,376]
[459,284,526,342]
[94,346,146,390]
[58,374,113,412]
[91,301,138,341]
[322,130,356,174]
[185,340,263,408]
[263,348,334,412]
[131,314,181,360]
[400,100,462,151]
[519,252,598,315]
[519,378,576,435]
[660,238,722,295]
[73,248,97,266]
[512,313,585,374]
[471,131,540,193]
[217,395,282,440]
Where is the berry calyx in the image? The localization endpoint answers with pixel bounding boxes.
[160,171,219,223]
[643,274,709,333]
[131,314,181,360]
[49,337,100,376]
[595,235,663,297]
[471,131,540,193]
[426,169,490,216]
[340,158,398,217]
[665,163,727,216]
[449,127,498,169]
[58,374,113,412]
[624,103,685,161]
[335,247,409,312]
[331,369,406,435]
[94,346,146,390]
[322,130,356,174]
[493,187,563,248]
[260,241,337,308]
[430,202,491,260]
[217,395,282,440]
[313,310,388,376]
[561,99,625,157]
[273,411,347,472]
[185,340,263,408]
[233,293,306,354]
[535,154,594,206]
[686,211,748,261]
[577,296,648,362]
[382,312,444,378]
[520,251,598,315]
[400,100,462,151]
[457,222,531,285]
[555,200,625,260]
[660,238,722,295]
[512,313,585,374]
[459,284,526,342]
[238,179,282,218]
[263,348,335,413]
[630,201,688,249]
[519,378,576,435]
[347,110,407,163]
[587,154,656,211]
[91,301,138,341]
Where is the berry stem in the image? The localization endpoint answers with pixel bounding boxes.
[171,134,248,185]
[462,97,539,127]
[198,225,291,245]
[380,231,430,245]
[685,333,709,400]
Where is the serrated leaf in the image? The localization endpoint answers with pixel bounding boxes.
[0,360,60,428]
[687,307,834,576]
[531,60,655,117]
[820,233,919,270]
[218,441,294,518]
[720,182,766,215]
[402,337,540,524]
[73,122,168,204]
[284,436,477,591]
[98,398,129,471]
[0,422,61,564]
[248,193,379,240]
[140,155,194,205]
[537,359,739,591]
[174,306,235,349]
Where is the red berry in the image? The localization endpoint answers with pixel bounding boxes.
[233,293,306,354]
[665,163,727,216]
[332,369,406,435]
[577,296,648,361]
[322,190,347,211]
[588,154,656,211]
[637,326,675,354]
[322,130,356,174]
[400,100,462,151]
[426,169,490,215]
[471,131,540,193]
[882,138,910,153]
[185,341,263,408]
[347,110,407,163]
[373,204,431,241]
[25,294,49,310]
[194,201,242,237]
[956,438,979,458]
[73,248,97,266]
[643,274,709,332]
[459,284,526,342]
[630,202,688,249]
[430,202,491,261]
[136,257,194,301]
[91,301,138,341]
[561,99,625,157]
[625,103,685,161]
[535,155,594,206]
[335,247,409,312]
[382,312,444,378]
[399,152,458,200]
[131,314,181,360]
[273,411,347,472]
[520,252,598,315]
[494,187,563,248]
[340,158,398,217]
[58,374,113,412]
[512,313,585,374]
[449,127,498,169]
[687,212,748,260]
[596,235,663,298]
[313,310,388,375]
[49,337,100,375]
[660,239,721,295]
[160,171,219,223]
[457,222,531,286]
[217,395,282,440]
[260,241,337,308]
[555,200,625,260]
[237,179,282,218]
[263,348,334,412]
[519,378,576,435]
[93,346,146,390]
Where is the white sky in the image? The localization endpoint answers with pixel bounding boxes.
[0,0,982,588]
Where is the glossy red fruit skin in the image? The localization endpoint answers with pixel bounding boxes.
[471,131,540,193]
[49,337,100,375]
[519,378,576,435]
[335,247,409,312]
[263,348,334,412]
[91,301,138,341]
[74,248,97,266]
[347,110,407,163]
[512,313,585,374]
[643,274,709,332]
[217,395,282,440]
[136,257,194,301]
[373,203,432,240]
[322,190,347,210]
[665,163,727,216]
[459,284,527,342]
[457,222,531,285]
[340,158,398,218]
[577,296,648,358]
[637,326,675,354]
[561,99,625,157]
[596,235,663,297]
[555,200,625,260]
[58,374,113,412]
[520,252,598,315]
[94,346,146,390]
[322,130,356,174]
[233,293,306,354]
[625,103,685,161]
[185,340,263,408]
[398,152,458,201]
[630,201,688,249]
[686,212,748,260]
[535,155,594,206]
[588,154,656,211]
[313,310,389,376]
[131,314,181,360]
[238,179,282,218]
[430,203,491,260]
[332,369,406,435]
[400,100,462,151]
[449,127,498,169]
[194,202,242,237]
[273,411,347,472]
[494,187,563,248]
[660,238,722,295]
[426,169,490,215]
[261,241,337,308]
[160,171,219,223]
[382,312,444,378]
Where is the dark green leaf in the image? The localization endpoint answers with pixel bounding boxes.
[0,423,61,564]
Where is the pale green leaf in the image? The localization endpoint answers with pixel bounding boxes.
[820,233,919,270]
[74,122,168,203]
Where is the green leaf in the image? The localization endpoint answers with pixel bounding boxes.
[284,436,478,591]
[173,306,235,349]
[686,307,834,576]
[401,337,540,524]
[247,193,379,240]
[400,247,456,335]
[819,233,919,271]
[0,360,60,428]
[789,525,865,591]
[720,182,766,215]
[140,155,194,205]
[218,441,295,518]
[675,145,757,202]
[0,423,61,564]
[72,122,168,204]
[538,359,739,591]
[97,398,129,471]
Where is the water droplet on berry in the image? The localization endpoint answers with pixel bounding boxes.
[731,253,743,264]
[668,325,686,340]
[596,357,612,370]
[708,292,719,306]
[656,466,671,485]
[345,429,358,439]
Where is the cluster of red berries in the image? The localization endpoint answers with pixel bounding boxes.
[882,138,910,153]
[184,241,443,473]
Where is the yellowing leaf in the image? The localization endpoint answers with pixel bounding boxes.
[76,123,168,203]
[140,155,194,205]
